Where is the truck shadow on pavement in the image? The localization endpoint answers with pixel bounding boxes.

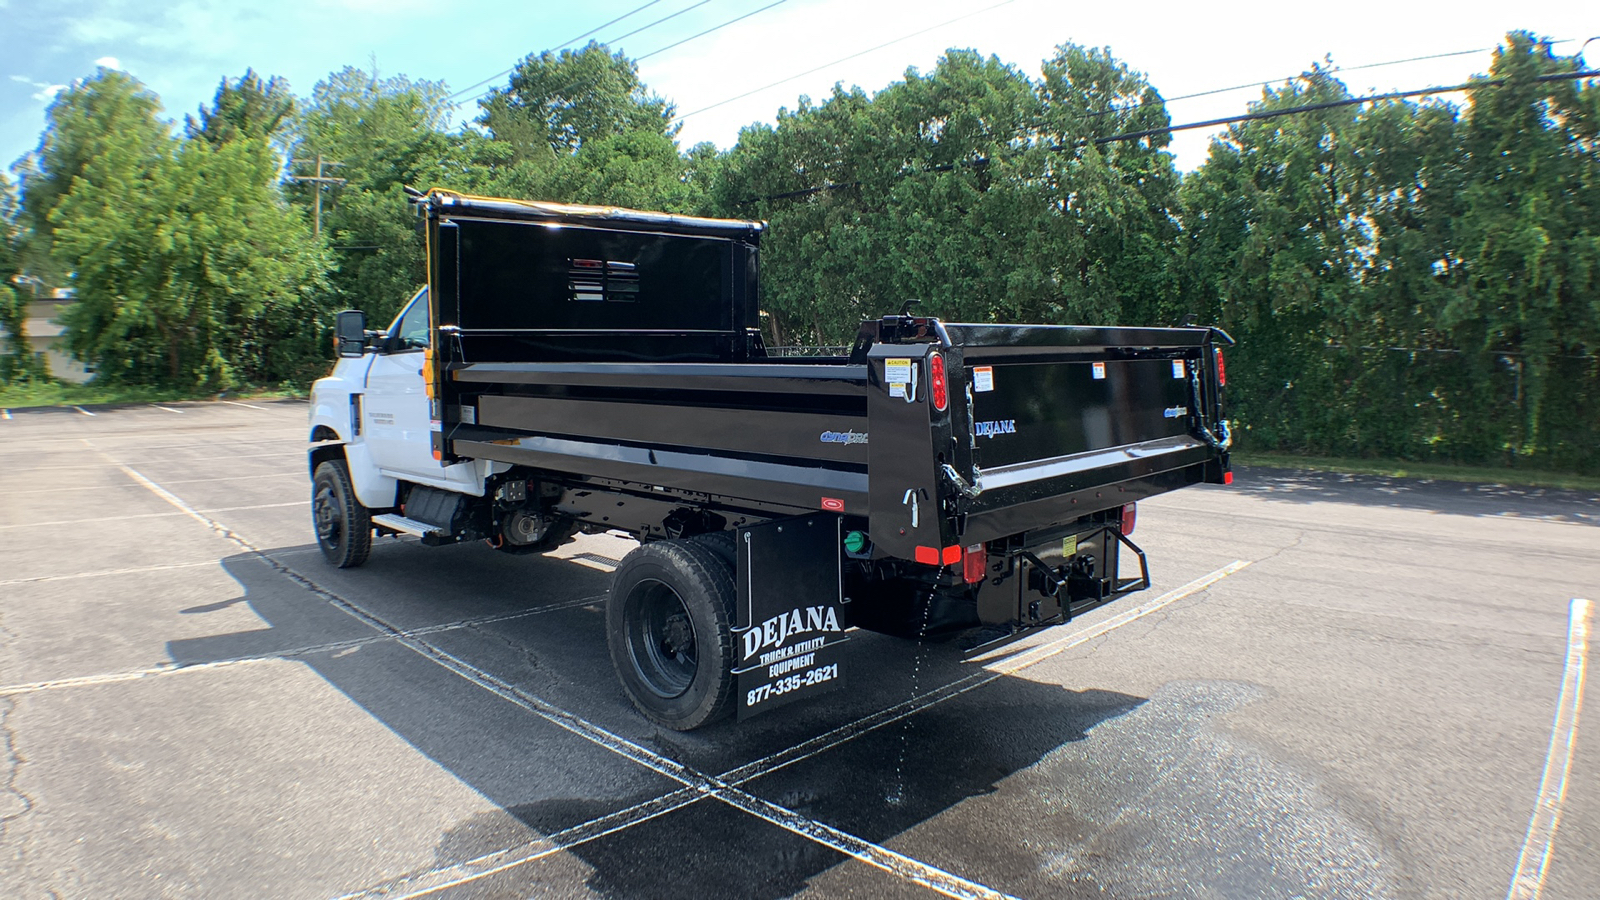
[167,542,1145,899]
[1223,465,1600,526]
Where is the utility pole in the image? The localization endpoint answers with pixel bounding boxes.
[285,155,346,240]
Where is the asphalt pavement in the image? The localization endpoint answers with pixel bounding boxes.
[0,399,1594,899]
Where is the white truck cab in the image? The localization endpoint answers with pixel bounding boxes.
[307,288,510,566]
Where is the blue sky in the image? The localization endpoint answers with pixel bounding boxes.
[2,0,1593,177]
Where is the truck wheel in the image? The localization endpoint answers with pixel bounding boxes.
[688,530,737,567]
[607,540,736,730]
[312,460,372,568]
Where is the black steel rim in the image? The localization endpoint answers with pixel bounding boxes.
[623,578,697,698]
[314,481,341,547]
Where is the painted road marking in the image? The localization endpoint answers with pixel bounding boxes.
[115,459,1021,900]
[1508,597,1593,900]
[0,595,606,698]
[721,561,1253,787]
[9,471,301,495]
[0,560,218,587]
[354,560,1254,897]
[0,501,307,533]
[221,399,270,410]
[73,405,96,416]
[154,405,184,414]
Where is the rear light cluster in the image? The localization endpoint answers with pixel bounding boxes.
[929,352,948,411]
[1215,349,1227,387]
[962,544,985,584]
[1121,502,1137,535]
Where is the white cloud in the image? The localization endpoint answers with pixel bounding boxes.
[11,73,67,102]
[94,56,122,69]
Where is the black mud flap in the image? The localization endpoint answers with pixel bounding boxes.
[733,513,850,720]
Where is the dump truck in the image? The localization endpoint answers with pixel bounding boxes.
[308,190,1233,730]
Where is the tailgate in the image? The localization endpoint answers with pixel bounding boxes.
[950,323,1228,544]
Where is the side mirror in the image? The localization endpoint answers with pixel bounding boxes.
[335,309,368,358]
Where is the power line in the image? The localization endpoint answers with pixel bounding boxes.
[739,67,1600,205]
[635,0,789,62]
[676,0,1018,122]
[446,0,666,101]
[609,0,711,45]
[1083,38,1581,123]
[1090,67,1600,147]
[452,0,732,110]
[457,0,794,113]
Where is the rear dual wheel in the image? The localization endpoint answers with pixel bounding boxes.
[607,540,737,730]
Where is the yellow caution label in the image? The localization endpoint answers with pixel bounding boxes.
[1063,534,1078,557]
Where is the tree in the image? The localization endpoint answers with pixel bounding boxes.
[1180,33,1600,472]
[1442,34,1600,466]
[13,67,167,286]
[0,172,40,382]
[478,42,676,162]
[290,65,454,324]
[185,69,296,148]
[472,43,705,215]
[1180,64,1371,453]
[714,45,1181,346]
[1036,43,1185,328]
[50,74,328,388]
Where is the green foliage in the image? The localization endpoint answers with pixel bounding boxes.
[478,42,677,161]
[290,65,455,324]
[48,72,329,389]
[14,67,168,286]
[716,45,1181,345]
[6,33,1595,474]
[1183,33,1600,473]
[185,69,296,147]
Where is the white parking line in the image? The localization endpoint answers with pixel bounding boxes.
[359,561,1254,897]
[1508,597,1593,900]
[0,501,307,532]
[0,560,218,587]
[73,405,96,416]
[154,405,185,414]
[0,595,607,698]
[221,399,270,410]
[113,458,1021,900]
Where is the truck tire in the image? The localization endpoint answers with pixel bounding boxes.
[607,540,736,730]
[688,530,737,567]
[312,459,372,568]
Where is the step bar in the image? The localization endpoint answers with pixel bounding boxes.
[371,513,443,538]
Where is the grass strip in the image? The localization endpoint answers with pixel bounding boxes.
[1234,451,1600,492]
[0,381,306,409]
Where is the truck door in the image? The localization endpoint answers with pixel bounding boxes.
[363,289,442,479]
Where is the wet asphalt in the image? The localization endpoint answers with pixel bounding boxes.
[1,399,1596,899]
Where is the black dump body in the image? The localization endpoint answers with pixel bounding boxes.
[423,191,1230,585]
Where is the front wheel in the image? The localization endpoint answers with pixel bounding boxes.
[607,540,736,730]
[312,459,371,568]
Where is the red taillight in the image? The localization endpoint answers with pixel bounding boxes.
[1215,349,1226,387]
[962,544,985,584]
[1223,471,1234,485]
[929,352,948,411]
[1120,502,1137,535]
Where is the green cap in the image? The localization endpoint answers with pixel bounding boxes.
[843,531,868,554]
